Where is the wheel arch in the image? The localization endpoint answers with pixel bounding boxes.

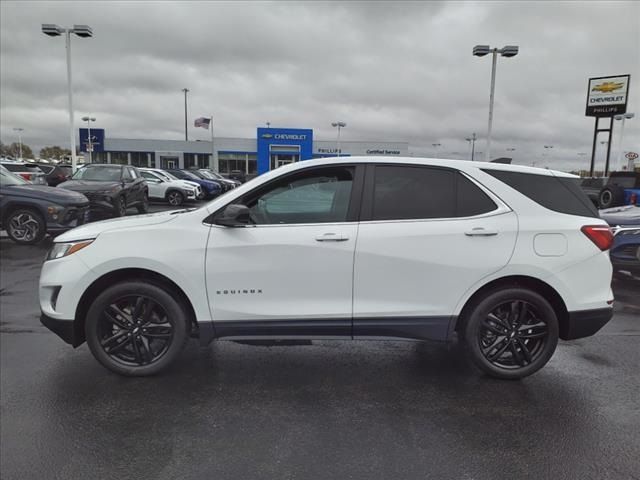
[454,275,571,340]
[1,201,46,224]
[74,267,199,345]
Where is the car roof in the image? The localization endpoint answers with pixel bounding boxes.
[278,156,576,178]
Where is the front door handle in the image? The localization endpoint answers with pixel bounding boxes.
[315,233,349,242]
[465,227,498,237]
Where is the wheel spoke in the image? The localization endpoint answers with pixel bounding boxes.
[515,338,533,363]
[104,308,129,329]
[131,336,144,364]
[488,312,510,330]
[140,337,153,363]
[132,297,144,319]
[482,335,507,354]
[143,324,172,339]
[101,330,128,349]
[517,302,529,327]
[141,299,157,324]
[483,319,507,335]
[509,341,526,366]
[105,335,132,355]
[487,339,511,362]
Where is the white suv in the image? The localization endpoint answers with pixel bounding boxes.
[138,168,201,205]
[39,157,614,379]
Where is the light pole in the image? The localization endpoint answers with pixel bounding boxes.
[81,116,96,163]
[12,128,24,159]
[473,44,519,162]
[182,88,189,141]
[465,133,477,161]
[42,24,93,173]
[614,113,634,172]
[331,122,346,157]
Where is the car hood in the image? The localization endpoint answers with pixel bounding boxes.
[58,180,121,192]
[55,210,179,242]
[176,180,198,190]
[4,184,88,204]
[599,205,640,226]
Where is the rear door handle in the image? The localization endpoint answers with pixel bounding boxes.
[315,233,349,242]
[465,227,498,237]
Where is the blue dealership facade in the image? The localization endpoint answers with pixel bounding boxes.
[80,126,408,178]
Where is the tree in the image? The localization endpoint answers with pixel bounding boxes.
[1,142,33,159]
[40,146,72,161]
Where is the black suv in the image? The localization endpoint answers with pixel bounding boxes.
[58,164,148,218]
[36,163,71,186]
[0,165,89,244]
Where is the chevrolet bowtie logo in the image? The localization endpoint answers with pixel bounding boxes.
[592,82,624,93]
[261,133,273,139]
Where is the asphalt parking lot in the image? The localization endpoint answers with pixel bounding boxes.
[1,203,639,480]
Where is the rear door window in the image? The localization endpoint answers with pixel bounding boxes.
[483,169,598,218]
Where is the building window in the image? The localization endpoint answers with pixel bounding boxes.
[184,153,197,169]
[111,152,128,165]
[218,152,255,174]
[130,152,149,167]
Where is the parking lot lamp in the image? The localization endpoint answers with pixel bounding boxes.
[331,122,346,157]
[42,24,93,173]
[81,116,96,163]
[12,128,24,159]
[473,44,519,162]
[614,113,634,172]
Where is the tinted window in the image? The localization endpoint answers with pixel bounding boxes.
[372,166,455,220]
[243,167,354,224]
[122,168,133,180]
[128,167,139,179]
[37,165,54,174]
[456,173,498,216]
[483,169,598,218]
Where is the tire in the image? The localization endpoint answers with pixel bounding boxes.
[5,208,46,245]
[136,192,149,214]
[85,281,189,376]
[166,190,184,207]
[599,186,626,209]
[114,196,127,217]
[463,288,559,380]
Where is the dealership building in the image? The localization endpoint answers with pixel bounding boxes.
[80,127,409,176]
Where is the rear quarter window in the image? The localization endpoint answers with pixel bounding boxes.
[483,169,598,218]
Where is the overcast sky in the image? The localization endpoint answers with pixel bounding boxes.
[1,0,639,171]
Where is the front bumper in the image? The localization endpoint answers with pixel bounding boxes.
[40,312,84,347]
[47,204,90,233]
[560,307,614,340]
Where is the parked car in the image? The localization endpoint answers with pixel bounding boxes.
[575,177,606,207]
[166,169,222,199]
[0,161,47,185]
[35,163,71,187]
[57,164,148,218]
[197,169,241,190]
[186,169,233,192]
[138,168,199,206]
[142,168,203,199]
[39,157,614,379]
[228,169,247,183]
[598,172,640,208]
[600,205,640,276]
[0,165,89,244]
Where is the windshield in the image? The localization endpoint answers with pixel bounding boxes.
[156,171,176,181]
[72,165,122,181]
[0,167,29,186]
[180,171,199,180]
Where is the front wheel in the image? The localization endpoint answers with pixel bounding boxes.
[463,288,559,380]
[85,281,189,376]
[6,208,46,244]
[114,196,127,217]
[166,190,184,206]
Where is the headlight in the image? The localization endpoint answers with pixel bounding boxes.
[46,240,94,261]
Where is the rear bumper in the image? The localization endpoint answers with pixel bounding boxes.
[560,307,614,340]
[40,313,84,347]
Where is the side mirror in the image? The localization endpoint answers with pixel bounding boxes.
[215,204,250,227]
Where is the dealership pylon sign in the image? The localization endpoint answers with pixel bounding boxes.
[586,74,631,176]
[586,74,630,117]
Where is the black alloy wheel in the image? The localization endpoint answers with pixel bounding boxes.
[86,282,189,376]
[6,209,46,244]
[137,193,149,214]
[115,196,127,217]
[464,288,559,379]
[167,190,184,206]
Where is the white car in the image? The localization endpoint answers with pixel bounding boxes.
[138,168,201,205]
[39,157,614,378]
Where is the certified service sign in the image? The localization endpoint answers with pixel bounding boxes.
[585,74,630,117]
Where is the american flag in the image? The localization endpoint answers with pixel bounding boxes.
[194,117,211,129]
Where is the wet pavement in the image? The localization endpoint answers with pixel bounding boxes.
[1,205,639,480]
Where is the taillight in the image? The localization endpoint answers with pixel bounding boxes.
[19,173,32,181]
[581,225,614,251]
[630,192,638,205]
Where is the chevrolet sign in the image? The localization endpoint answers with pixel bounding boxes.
[274,134,306,140]
[586,74,630,117]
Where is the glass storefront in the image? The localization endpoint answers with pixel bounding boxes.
[111,152,128,165]
[218,152,257,175]
[130,152,150,167]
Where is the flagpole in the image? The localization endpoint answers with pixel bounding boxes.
[210,116,217,171]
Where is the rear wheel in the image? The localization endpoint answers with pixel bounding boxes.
[463,288,559,380]
[166,190,184,206]
[114,196,127,217]
[85,281,189,376]
[6,208,46,244]
[599,185,626,208]
[136,193,149,214]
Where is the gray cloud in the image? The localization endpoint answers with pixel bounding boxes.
[1,0,638,171]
